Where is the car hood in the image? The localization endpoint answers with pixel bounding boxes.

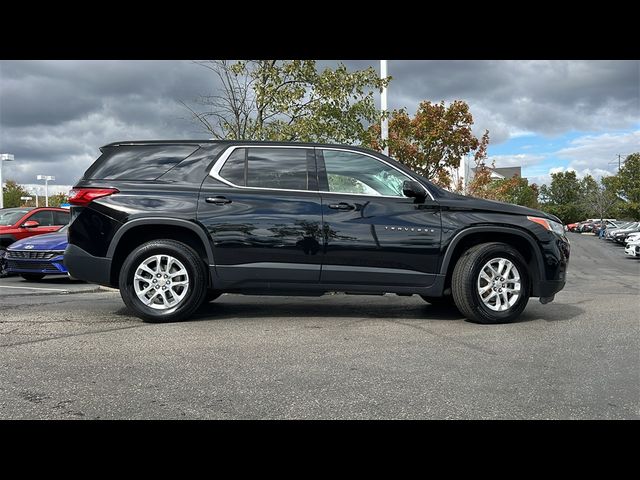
[431,187,561,222]
[8,231,68,251]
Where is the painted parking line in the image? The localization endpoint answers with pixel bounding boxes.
[0,285,69,292]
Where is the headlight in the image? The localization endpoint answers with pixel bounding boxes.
[527,216,566,236]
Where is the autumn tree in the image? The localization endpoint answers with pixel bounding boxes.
[2,180,30,208]
[485,176,540,209]
[48,193,69,208]
[183,60,389,144]
[364,100,489,189]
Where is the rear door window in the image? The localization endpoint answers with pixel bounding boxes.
[217,147,311,191]
[53,210,70,225]
[84,145,199,180]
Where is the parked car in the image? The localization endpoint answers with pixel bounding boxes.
[624,232,640,245]
[65,140,570,325]
[6,225,69,280]
[613,222,640,244]
[0,207,71,277]
[605,221,633,240]
[566,222,580,232]
[624,235,640,257]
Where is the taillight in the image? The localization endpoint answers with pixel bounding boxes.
[68,188,119,206]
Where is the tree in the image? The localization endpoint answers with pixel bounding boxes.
[488,175,540,209]
[48,193,68,208]
[607,153,640,220]
[580,176,621,222]
[539,171,587,223]
[182,60,389,144]
[2,180,30,208]
[364,100,490,188]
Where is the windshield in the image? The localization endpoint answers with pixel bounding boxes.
[0,208,31,226]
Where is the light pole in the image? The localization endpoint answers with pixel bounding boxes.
[0,153,15,209]
[36,175,55,207]
[380,60,389,156]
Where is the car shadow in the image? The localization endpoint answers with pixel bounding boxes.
[190,297,467,322]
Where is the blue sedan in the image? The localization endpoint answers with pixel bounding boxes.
[6,225,69,281]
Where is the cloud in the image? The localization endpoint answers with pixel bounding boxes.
[1,60,638,186]
[556,130,640,172]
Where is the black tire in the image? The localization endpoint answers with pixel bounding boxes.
[21,273,45,281]
[0,248,8,278]
[119,240,208,323]
[451,242,530,324]
[205,290,222,302]
[420,295,455,306]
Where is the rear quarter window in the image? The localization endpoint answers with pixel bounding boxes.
[84,145,199,181]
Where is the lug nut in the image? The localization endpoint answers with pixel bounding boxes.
[498,288,503,292]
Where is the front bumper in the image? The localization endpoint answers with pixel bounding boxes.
[6,253,67,275]
[624,244,639,257]
[64,244,112,286]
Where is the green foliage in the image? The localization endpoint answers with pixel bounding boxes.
[364,100,489,188]
[487,176,539,209]
[48,193,68,208]
[606,153,640,220]
[2,180,30,208]
[185,60,389,145]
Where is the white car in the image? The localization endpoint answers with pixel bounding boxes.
[624,232,640,245]
[624,239,640,257]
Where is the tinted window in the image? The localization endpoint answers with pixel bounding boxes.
[219,148,246,186]
[322,150,411,197]
[84,145,199,180]
[246,148,309,190]
[53,211,70,225]
[28,210,54,226]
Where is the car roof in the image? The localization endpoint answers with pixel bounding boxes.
[99,139,376,152]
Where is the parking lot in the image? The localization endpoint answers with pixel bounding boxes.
[0,232,638,419]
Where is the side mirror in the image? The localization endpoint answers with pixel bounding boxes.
[22,220,40,228]
[402,180,426,202]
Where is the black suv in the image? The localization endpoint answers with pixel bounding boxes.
[65,141,569,324]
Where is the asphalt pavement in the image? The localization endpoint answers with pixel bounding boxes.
[0,233,638,419]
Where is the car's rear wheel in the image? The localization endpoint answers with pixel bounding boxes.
[21,273,45,281]
[119,240,208,323]
[451,242,530,324]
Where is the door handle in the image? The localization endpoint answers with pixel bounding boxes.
[328,202,355,211]
[206,196,232,205]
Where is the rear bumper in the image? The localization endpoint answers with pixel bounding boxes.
[64,244,112,286]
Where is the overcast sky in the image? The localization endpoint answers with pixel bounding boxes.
[0,60,638,188]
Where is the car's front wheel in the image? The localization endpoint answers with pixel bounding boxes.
[451,242,530,324]
[119,240,208,323]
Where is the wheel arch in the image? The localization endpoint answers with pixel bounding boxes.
[107,218,214,287]
[440,226,545,297]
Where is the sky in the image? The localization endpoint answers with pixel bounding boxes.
[0,60,638,189]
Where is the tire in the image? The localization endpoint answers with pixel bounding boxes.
[21,273,45,281]
[0,248,8,278]
[119,240,208,323]
[205,290,222,302]
[451,242,530,324]
[420,295,455,306]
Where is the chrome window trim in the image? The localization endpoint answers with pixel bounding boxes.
[209,144,435,201]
